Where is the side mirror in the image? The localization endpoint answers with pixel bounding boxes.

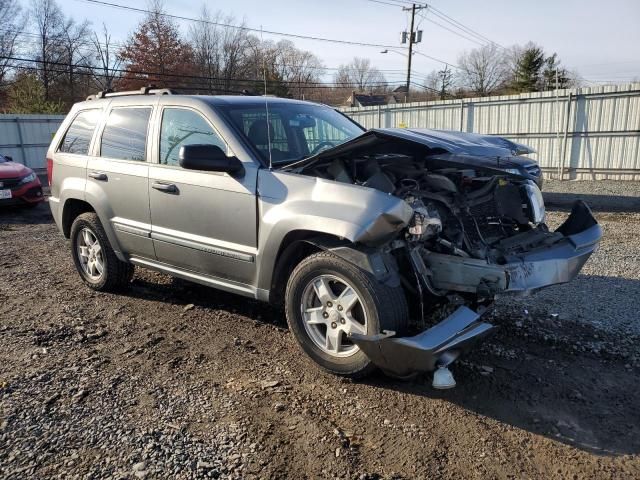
[4,155,13,161]
[179,144,244,176]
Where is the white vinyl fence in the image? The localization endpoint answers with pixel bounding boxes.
[341,83,640,180]
[2,83,640,180]
[0,114,65,170]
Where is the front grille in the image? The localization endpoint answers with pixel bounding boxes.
[462,199,507,247]
[0,177,21,189]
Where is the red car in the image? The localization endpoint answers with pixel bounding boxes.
[0,154,44,207]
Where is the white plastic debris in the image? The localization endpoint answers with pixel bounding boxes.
[432,365,456,389]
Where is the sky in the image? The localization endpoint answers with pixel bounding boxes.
[44,0,640,86]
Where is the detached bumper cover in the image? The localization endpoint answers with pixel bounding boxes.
[504,200,601,293]
[350,201,601,377]
[350,306,494,377]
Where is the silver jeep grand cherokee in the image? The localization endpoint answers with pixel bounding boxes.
[48,88,601,384]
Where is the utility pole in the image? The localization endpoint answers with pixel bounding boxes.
[401,4,425,102]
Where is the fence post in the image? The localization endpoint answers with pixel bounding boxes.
[377,105,381,128]
[560,93,573,180]
[15,117,28,167]
[459,99,464,131]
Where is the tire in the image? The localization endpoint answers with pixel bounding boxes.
[70,212,134,291]
[285,251,408,379]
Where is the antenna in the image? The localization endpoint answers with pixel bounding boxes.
[260,25,273,170]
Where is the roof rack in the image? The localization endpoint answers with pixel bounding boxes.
[86,86,174,101]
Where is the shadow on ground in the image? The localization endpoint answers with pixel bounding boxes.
[0,202,52,226]
[543,191,640,212]
[123,269,640,457]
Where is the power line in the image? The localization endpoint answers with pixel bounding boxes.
[2,55,414,89]
[0,28,435,80]
[75,0,461,68]
[417,13,487,47]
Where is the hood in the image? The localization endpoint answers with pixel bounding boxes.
[0,160,31,179]
[287,128,537,172]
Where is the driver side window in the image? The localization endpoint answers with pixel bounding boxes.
[159,108,227,166]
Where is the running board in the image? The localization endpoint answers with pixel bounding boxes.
[349,306,494,378]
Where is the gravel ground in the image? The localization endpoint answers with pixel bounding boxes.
[542,179,640,212]
[504,210,640,335]
[1,197,640,479]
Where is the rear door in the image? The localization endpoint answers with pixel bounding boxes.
[148,105,258,286]
[85,104,155,259]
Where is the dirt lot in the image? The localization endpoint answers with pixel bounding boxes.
[1,201,639,479]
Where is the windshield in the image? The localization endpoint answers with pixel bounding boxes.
[218,102,364,166]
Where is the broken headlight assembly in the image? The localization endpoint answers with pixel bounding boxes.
[523,180,545,224]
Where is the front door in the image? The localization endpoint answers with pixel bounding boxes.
[148,106,258,286]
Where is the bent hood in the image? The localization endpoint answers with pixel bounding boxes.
[287,128,536,172]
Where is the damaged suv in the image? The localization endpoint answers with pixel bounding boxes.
[48,90,601,384]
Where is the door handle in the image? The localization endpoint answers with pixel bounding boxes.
[88,171,107,181]
[152,182,178,193]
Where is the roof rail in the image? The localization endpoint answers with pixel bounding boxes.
[86,86,175,101]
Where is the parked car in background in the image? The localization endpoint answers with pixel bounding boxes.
[0,154,44,207]
[48,89,599,385]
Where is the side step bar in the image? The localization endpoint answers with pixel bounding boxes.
[349,306,494,378]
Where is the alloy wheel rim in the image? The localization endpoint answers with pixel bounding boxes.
[76,227,104,280]
[300,274,367,357]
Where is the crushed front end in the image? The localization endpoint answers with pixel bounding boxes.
[291,133,602,379]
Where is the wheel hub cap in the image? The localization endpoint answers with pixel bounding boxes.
[300,274,368,358]
[77,227,104,280]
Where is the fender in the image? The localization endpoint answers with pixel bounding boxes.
[255,169,412,291]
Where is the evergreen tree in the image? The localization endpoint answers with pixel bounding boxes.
[512,44,545,92]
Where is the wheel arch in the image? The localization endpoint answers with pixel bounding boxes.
[61,198,95,238]
[267,230,402,305]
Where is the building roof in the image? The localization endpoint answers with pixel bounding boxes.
[352,93,389,107]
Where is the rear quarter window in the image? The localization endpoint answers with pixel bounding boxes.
[58,109,101,155]
[100,107,152,161]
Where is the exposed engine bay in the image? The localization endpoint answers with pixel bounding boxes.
[302,154,549,262]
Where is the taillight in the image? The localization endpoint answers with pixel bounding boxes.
[46,157,53,186]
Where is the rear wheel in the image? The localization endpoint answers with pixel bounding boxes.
[70,212,134,291]
[285,251,408,378]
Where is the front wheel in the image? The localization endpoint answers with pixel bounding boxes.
[70,212,134,291]
[285,251,408,378]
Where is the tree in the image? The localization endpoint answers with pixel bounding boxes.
[424,66,454,100]
[512,43,545,92]
[189,7,253,94]
[30,0,66,101]
[6,71,63,113]
[541,53,571,90]
[92,23,122,91]
[271,40,323,99]
[334,57,387,93]
[118,1,195,90]
[59,17,92,104]
[0,0,26,88]
[457,44,508,96]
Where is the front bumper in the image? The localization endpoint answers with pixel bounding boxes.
[350,306,494,378]
[350,201,601,378]
[0,180,44,206]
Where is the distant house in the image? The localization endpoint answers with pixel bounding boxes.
[345,91,398,108]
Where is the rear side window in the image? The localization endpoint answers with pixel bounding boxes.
[58,109,101,155]
[100,107,151,161]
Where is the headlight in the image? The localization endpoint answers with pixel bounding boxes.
[502,168,522,176]
[523,181,545,224]
[18,172,36,185]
